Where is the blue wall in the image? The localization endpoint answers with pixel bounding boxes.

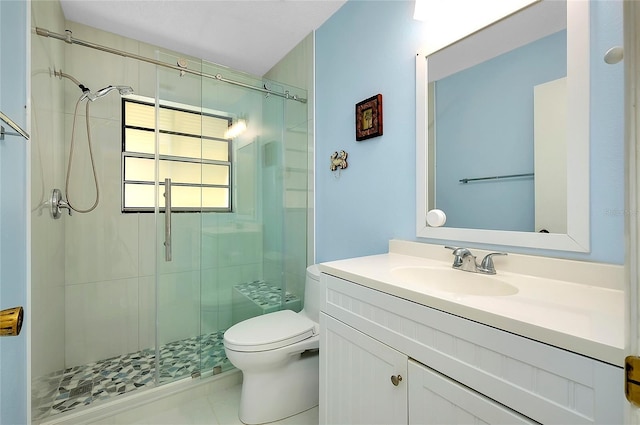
[0,0,29,424]
[315,0,624,264]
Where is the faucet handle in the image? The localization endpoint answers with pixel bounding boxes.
[445,246,473,267]
[445,246,472,256]
[478,252,507,274]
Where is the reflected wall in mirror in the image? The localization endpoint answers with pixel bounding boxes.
[416,0,590,252]
[431,23,565,232]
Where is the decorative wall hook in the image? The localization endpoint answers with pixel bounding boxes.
[330,150,348,171]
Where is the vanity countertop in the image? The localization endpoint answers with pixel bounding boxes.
[318,241,624,367]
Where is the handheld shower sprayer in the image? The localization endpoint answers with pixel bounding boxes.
[82,85,134,102]
[52,69,134,102]
[49,69,135,218]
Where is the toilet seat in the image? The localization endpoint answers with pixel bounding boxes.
[224,309,317,352]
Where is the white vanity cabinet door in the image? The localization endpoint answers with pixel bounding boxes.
[408,359,538,425]
[320,313,408,425]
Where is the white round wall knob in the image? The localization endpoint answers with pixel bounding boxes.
[604,46,623,64]
[426,209,447,227]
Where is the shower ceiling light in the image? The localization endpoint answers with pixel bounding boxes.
[224,119,247,139]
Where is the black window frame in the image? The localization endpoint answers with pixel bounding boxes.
[121,97,233,213]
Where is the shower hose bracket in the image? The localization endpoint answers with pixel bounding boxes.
[50,188,72,219]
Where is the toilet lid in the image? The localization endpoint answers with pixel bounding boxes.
[223,310,317,352]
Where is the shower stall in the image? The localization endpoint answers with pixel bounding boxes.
[30,4,310,422]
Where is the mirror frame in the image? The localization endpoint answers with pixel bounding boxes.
[415,0,590,252]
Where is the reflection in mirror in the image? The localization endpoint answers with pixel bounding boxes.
[431,20,565,232]
[416,0,590,252]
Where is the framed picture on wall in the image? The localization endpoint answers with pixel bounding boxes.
[355,94,383,141]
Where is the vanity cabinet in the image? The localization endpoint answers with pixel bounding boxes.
[319,273,623,425]
[321,313,407,425]
[321,313,535,425]
[408,359,536,424]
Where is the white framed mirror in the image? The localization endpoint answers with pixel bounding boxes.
[415,0,589,252]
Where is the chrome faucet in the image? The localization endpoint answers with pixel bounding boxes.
[445,246,507,275]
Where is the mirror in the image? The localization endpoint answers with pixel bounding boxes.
[428,1,567,233]
[416,0,589,252]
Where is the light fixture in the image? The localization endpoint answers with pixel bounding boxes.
[224,119,247,139]
[413,0,537,56]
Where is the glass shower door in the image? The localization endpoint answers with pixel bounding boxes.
[154,53,205,383]
[197,59,309,376]
[151,52,309,382]
[198,60,269,376]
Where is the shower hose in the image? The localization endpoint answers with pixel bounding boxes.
[65,95,100,213]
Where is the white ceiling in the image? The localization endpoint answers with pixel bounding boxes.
[59,0,346,76]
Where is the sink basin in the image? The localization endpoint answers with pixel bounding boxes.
[390,266,518,296]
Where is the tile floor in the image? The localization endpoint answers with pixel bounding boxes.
[32,331,230,422]
[86,382,319,425]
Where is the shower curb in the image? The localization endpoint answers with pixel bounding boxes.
[35,369,241,425]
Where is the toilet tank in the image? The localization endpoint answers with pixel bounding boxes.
[302,265,321,323]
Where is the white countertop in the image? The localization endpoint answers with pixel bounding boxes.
[318,241,625,367]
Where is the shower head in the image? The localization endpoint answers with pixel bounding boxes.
[83,85,134,101]
[52,70,134,102]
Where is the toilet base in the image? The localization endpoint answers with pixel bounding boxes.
[238,350,319,424]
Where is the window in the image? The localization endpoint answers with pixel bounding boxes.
[122,98,232,212]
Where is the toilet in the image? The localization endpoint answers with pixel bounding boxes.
[223,265,321,424]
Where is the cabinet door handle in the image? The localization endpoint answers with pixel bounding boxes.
[390,374,403,386]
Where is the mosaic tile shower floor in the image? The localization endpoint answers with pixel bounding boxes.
[234,280,300,311]
[32,331,230,422]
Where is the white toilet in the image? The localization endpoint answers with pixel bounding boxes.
[223,265,321,424]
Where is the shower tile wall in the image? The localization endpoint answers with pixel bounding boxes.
[31,0,67,379]
[61,21,159,368]
[202,219,263,333]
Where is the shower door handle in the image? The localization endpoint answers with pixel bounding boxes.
[164,178,172,262]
